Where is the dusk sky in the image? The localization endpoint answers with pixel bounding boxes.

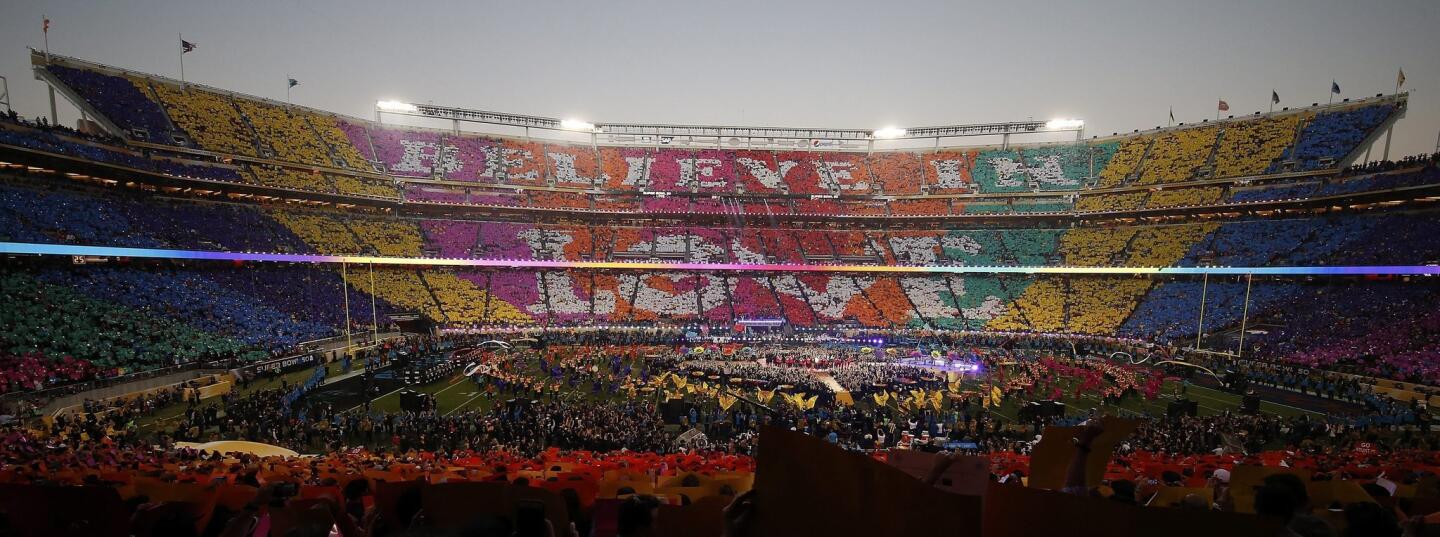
[2,0,1437,155]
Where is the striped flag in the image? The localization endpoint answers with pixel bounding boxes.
[181,39,197,54]
[1217,99,1230,112]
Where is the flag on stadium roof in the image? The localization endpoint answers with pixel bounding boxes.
[1168,107,1174,123]
[1217,99,1229,112]
[43,17,50,34]
[288,78,299,88]
[1272,90,1280,104]
[181,40,197,54]
[1331,80,1341,94]
[1397,69,1406,89]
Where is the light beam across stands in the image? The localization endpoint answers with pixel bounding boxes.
[2,241,1436,276]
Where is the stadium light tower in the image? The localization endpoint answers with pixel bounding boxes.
[872,127,907,139]
[1044,118,1085,141]
[560,118,596,132]
[1045,118,1084,130]
[376,100,418,113]
[375,100,418,123]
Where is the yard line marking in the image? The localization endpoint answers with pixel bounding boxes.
[444,391,486,417]
[347,386,404,414]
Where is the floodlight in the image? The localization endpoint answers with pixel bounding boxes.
[872,127,907,139]
[1045,118,1085,130]
[376,100,418,113]
[560,118,596,131]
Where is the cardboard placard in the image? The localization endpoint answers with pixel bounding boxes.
[751,426,982,537]
[1027,417,1140,490]
[886,449,991,496]
[983,481,1280,537]
[1228,466,1313,514]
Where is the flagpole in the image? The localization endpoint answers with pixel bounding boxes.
[178,33,186,86]
[1269,90,1274,113]
[286,74,291,103]
[370,262,379,344]
[1195,273,1209,351]
[1328,81,1334,105]
[1236,274,1253,359]
[342,261,352,351]
[42,15,49,60]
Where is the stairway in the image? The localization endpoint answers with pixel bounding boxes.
[760,275,801,325]
[692,272,705,320]
[895,277,933,328]
[1116,229,1146,266]
[302,115,349,169]
[135,79,187,144]
[1126,137,1158,186]
[417,272,451,324]
[791,276,827,324]
[849,276,891,328]
[721,275,739,324]
[339,218,371,255]
[480,272,496,323]
[893,276,928,328]
[1061,277,1074,331]
[225,95,272,158]
[623,273,642,323]
[1201,127,1225,178]
[535,272,554,326]
[992,275,1035,331]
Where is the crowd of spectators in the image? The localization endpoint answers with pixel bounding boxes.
[0,112,244,182]
[1212,115,1302,178]
[0,352,103,395]
[147,82,260,157]
[1277,104,1397,172]
[43,64,182,143]
[678,359,828,394]
[1136,127,1220,185]
[3,334,1439,535]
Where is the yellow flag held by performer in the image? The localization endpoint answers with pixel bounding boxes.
[717,394,737,411]
[873,392,890,407]
[803,394,818,410]
[788,393,808,409]
[929,390,944,411]
[756,388,775,405]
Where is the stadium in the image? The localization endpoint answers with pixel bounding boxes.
[0,5,1438,536]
